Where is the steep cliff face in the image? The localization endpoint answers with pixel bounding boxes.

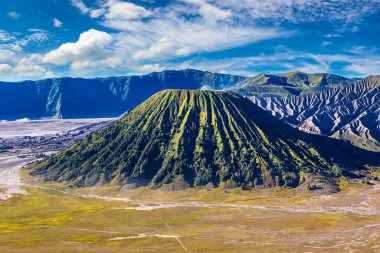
[0,69,245,120]
[249,76,380,151]
[30,90,380,189]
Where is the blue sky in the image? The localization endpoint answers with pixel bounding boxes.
[0,0,380,81]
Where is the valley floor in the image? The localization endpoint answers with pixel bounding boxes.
[0,118,114,138]
[0,119,380,252]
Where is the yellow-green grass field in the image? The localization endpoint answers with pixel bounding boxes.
[1,173,380,252]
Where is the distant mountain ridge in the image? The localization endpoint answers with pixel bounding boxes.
[249,76,380,151]
[30,90,380,190]
[0,69,245,120]
[231,72,359,97]
[1,69,362,120]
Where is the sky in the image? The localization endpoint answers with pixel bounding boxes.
[0,0,380,81]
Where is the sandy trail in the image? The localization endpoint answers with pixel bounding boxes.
[109,233,189,252]
[21,182,380,216]
[110,199,380,216]
[0,155,34,200]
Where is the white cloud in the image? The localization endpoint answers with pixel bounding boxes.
[185,0,232,23]
[323,34,341,38]
[62,0,380,77]
[124,22,286,61]
[64,0,380,73]
[0,64,12,73]
[297,63,330,74]
[214,0,380,27]
[0,29,50,54]
[136,63,164,72]
[71,0,89,13]
[105,0,152,20]
[0,49,15,61]
[7,11,21,19]
[321,41,332,47]
[0,30,16,42]
[53,18,63,28]
[142,28,283,63]
[71,0,151,20]
[345,63,380,75]
[67,0,380,71]
[43,29,113,69]
[1,0,379,80]
[70,0,105,18]
[70,56,122,70]
[71,0,380,28]
[132,38,183,60]
[28,28,49,33]
[14,57,54,79]
[164,46,380,77]
[0,31,23,54]
[24,33,50,45]
[66,0,292,68]
[98,1,291,62]
[0,55,54,80]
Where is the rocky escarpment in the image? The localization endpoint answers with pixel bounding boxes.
[0,69,245,120]
[249,76,380,151]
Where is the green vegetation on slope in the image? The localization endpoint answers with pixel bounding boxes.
[30,90,380,189]
[282,72,358,87]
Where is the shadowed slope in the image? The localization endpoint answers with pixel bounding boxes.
[31,90,380,189]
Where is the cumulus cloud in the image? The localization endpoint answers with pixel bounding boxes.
[104,0,152,20]
[0,55,54,80]
[43,29,113,69]
[14,56,55,79]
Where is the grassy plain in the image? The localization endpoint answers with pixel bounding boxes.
[1,173,380,252]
